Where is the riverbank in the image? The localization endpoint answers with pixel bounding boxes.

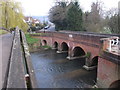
[25,33,52,52]
[25,33,40,52]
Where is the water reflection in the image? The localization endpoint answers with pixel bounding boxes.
[31,49,97,88]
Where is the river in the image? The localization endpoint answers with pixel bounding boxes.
[31,49,97,88]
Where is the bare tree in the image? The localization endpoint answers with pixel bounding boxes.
[83,1,104,32]
[105,8,119,33]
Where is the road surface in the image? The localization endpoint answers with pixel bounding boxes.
[46,25,55,31]
[0,33,13,89]
[39,25,55,32]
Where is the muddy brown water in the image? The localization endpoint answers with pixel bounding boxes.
[30,49,97,88]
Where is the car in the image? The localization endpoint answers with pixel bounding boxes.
[44,25,50,29]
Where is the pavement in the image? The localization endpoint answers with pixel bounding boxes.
[0,33,13,89]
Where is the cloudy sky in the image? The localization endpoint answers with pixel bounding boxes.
[16,0,119,16]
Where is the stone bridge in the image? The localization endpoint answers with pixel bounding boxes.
[31,31,120,88]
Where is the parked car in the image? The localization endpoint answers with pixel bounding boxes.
[44,25,50,29]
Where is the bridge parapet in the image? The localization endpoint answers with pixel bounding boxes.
[6,28,27,88]
[31,31,53,37]
[36,31,120,46]
[36,31,101,46]
[4,28,38,88]
[96,36,120,88]
[34,31,120,58]
[20,30,38,88]
[100,36,120,64]
[101,36,120,55]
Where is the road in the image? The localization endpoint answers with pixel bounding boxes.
[47,25,55,31]
[0,33,13,89]
[39,25,55,32]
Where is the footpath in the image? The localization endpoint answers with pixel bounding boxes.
[0,33,13,89]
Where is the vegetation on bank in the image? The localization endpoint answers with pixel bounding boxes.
[0,30,8,35]
[25,33,40,52]
[25,33,51,52]
[85,52,91,58]
[42,45,51,49]
[25,33,39,45]
[25,33,51,49]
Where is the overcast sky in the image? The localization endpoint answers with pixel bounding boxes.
[15,0,119,16]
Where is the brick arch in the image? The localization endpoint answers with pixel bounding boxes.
[72,46,86,57]
[42,40,47,46]
[109,80,120,88]
[61,42,69,51]
[91,56,99,66]
[53,41,58,49]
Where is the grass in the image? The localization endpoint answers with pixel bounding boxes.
[25,33,39,44]
[85,52,91,58]
[42,45,51,49]
[0,30,8,35]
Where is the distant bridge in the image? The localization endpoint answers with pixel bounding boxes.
[31,30,120,88]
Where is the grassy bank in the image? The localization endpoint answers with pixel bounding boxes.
[42,45,51,49]
[25,33,52,52]
[25,33,40,52]
[25,33,39,44]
